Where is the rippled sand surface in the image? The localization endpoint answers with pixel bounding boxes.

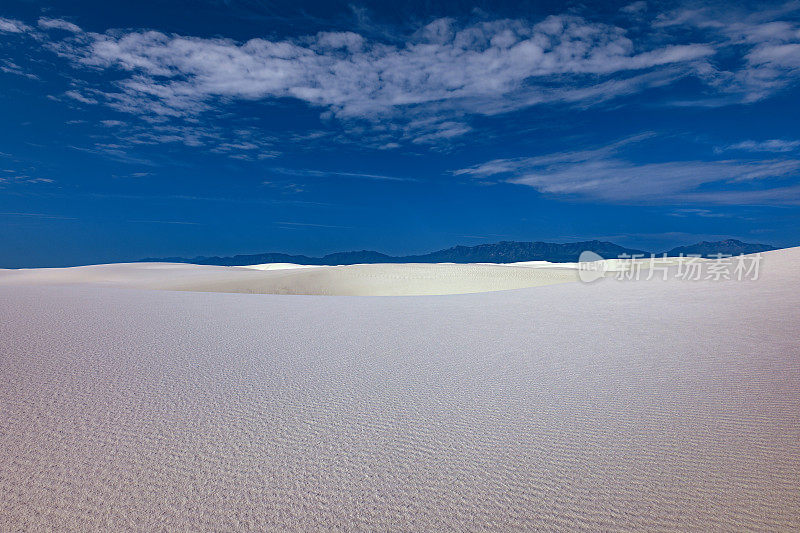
[1,248,799,530]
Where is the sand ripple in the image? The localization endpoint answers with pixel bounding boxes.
[1,248,799,530]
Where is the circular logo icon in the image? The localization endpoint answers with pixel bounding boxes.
[578,250,606,283]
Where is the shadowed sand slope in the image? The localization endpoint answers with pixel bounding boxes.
[0,247,798,530]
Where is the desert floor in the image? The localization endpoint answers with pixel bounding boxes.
[1,249,798,530]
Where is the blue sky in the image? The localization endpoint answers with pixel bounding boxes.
[2,0,800,267]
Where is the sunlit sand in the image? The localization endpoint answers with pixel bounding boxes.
[0,255,693,296]
[0,261,582,296]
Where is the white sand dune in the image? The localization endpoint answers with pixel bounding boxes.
[243,262,328,270]
[0,255,695,296]
[0,261,583,296]
[1,247,798,530]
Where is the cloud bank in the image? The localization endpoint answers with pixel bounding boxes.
[455,134,800,205]
[1,2,799,143]
[38,15,711,120]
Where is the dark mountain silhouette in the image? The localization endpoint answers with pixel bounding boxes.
[142,238,777,266]
[404,240,649,263]
[662,239,776,257]
[316,250,394,264]
[142,240,648,265]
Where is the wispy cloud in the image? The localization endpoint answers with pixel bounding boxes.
[275,221,353,229]
[0,18,38,78]
[55,16,710,122]
[68,144,158,166]
[655,2,800,104]
[0,58,38,79]
[129,219,202,225]
[2,11,722,143]
[722,139,800,153]
[0,212,76,219]
[4,4,800,147]
[621,2,648,15]
[37,17,81,33]
[0,17,31,34]
[668,184,800,205]
[64,89,98,104]
[63,120,279,163]
[669,208,729,218]
[270,167,414,181]
[83,191,332,207]
[0,166,55,186]
[455,134,800,204]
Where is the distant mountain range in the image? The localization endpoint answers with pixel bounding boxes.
[142,239,777,266]
[662,239,777,257]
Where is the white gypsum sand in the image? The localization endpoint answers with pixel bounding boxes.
[0,247,798,530]
[0,261,582,296]
[0,255,692,296]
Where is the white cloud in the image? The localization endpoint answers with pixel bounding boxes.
[0,211,74,219]
[656,3,800,103]
[63,120,280,163]
[455,135,800,204]
[2,4,799,145]
[0,59,38,79]
[270,167,413,182]
[670,208,729,218]
[0,17,30,33]
[669,184,800,205]
[37,18,82,33]
[725,139,800,152]
[621,2,648,14]
[64,90,98,104]
[25,14,716,142]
